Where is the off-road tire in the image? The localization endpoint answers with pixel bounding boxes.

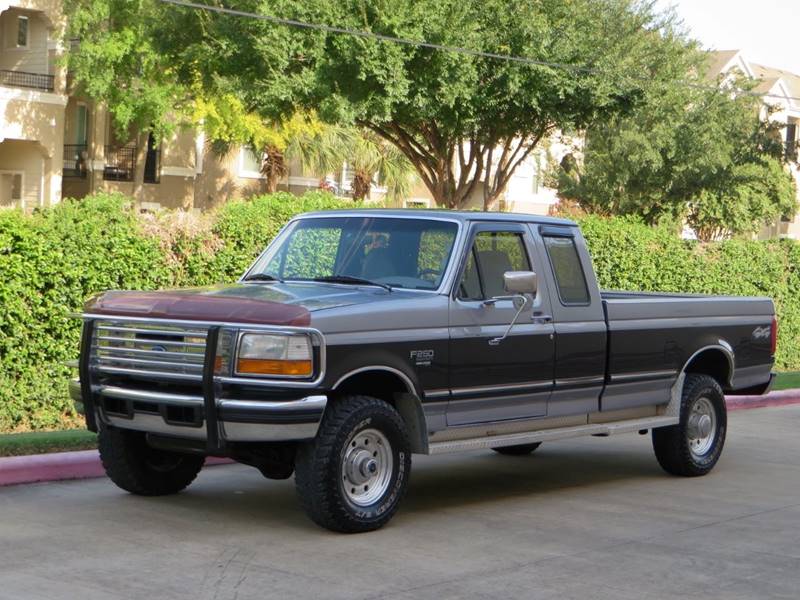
[652,374,727,477]
[98,425,205,495]
[492,442,542,456]
[294,395,411,533]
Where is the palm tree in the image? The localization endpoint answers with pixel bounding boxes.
[289,125,417,203]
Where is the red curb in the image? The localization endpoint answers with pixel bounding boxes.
[3,390,799,488]
[0,450,232,487]
[726,389,800,411]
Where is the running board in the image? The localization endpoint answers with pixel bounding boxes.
[426,416,679,455]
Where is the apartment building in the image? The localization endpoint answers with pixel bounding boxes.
[0,0,65,208]
[0,0,249,210]
[706,50,800,239]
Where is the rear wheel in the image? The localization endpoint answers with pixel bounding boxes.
[492,442,542,456]
[294,395,411,533]
[652,374,727,477]
[98,426,205,495]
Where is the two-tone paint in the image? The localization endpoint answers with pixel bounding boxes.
[75,210,776,453]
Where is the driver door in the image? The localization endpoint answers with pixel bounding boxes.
[446,223,555,426]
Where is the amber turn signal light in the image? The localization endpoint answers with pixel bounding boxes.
[236,358,313,377]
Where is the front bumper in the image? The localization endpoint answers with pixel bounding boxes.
[70,378,327,444]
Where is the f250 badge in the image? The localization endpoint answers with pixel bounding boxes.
[752,326,771,340]
[410,349,434,366]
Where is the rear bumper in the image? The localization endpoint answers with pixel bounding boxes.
[70,378,326,443]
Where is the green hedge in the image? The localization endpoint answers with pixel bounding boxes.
[0,191,356,432]
[579,215,800,370]
[0,197,797,432]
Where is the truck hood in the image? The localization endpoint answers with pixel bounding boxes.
[83,282,397,327]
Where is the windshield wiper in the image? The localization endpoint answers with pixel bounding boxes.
[243,273,283,283]
[311,275,392,292]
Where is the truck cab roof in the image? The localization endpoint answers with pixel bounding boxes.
[297,208,577,227]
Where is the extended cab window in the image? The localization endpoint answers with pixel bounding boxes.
[458,231,530,300]
[543,236,590,305]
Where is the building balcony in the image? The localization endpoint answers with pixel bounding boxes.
[63,144,88,178]
[103,144,136,182]
[0,68,54,92]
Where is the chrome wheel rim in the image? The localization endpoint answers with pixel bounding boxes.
[687,397,716,458]
[341,428,393,507]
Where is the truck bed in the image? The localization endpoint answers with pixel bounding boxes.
[601,290,774,319]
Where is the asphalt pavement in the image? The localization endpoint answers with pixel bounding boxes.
[1,405,798,600]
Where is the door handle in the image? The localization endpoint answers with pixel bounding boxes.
[532,312,552,324]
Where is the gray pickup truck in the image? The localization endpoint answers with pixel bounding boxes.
[72,210,776,532]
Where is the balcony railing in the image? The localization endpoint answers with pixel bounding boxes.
[0,69,54,92]
[63,144,89,178]
[104,145,136,182]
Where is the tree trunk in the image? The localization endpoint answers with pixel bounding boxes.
[351,171,372,202]
[261,145,287,193]
[364,121,549,211]
[132,130,149,209]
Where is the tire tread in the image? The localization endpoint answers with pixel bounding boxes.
[294,395,410,533]
[98,426,204,496]
[652,374,727,477]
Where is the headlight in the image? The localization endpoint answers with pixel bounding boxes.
[235,333,313,377]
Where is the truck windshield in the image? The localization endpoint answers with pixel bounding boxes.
[247,216,459,291]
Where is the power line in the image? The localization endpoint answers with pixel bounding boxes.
[160,0,800,104]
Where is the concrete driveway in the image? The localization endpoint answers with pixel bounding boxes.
[1,405,798,600]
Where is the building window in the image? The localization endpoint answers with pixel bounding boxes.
[786,122,798,162]
[75,104,88,145]
[144,133,160,184]
[17,16,29,48]
[238,146,263,178]
[0,172,24,207]
[403,198,431,209]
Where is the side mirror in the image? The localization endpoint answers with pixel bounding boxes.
[504,271,537,296]
[487,271,537,346]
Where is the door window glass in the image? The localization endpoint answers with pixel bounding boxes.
[458,231,530,300]
[543,236,590,305]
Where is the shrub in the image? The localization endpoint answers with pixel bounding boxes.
[0,194,173,431]
[579,214,799,369]
[1,195,797,432]
[0,191,354,432]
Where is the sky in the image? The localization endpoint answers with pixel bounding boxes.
[658,0,799,75]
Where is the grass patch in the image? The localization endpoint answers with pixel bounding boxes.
[772,371,800,392]
[0,429,97,457]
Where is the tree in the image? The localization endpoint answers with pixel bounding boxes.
[558,68,797,240]
[150,0,691,208]
[65,0,187,206]
[289,126,416,202]
[195,95,324,192]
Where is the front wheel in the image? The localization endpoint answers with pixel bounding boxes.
[294,395,411,533]
[98,426,205,495]
[652,374,727,477]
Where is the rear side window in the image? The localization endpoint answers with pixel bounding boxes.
[543,236,590,305]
